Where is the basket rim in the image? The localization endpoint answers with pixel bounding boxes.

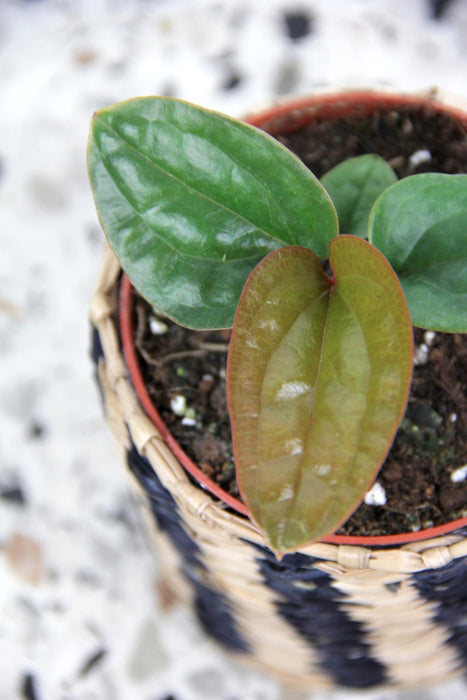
[118,88,467,548]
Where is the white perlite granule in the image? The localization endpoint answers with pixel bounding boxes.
[451,465,467,483]
[364,482,387,506]
[414,331,437,366]
[424,330,436,346]
[149,316,169,335]
[409,149,431,168]
[413,343,429,366]
[170,395,187,416]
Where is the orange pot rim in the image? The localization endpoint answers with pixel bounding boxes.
[119,90,467,548]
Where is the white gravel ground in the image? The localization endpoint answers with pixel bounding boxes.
[1,1,466,699]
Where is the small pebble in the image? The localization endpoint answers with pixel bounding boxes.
[0,484,26,506]
[156,577,178,611]
[409,149,431,168]
[364,482,387,506]
[28,420,46,439]
[0,296,22,317]
[410,520,422,532]
[451,465,467,483]
[424,330,436,346]
[187,668,227,697]
[401,117,413,135]
[127,619,167,680]
[222,69,242,90]
[79,648,107,677]
[429,0,456,20]
[149,316,169,335]
[0,472,26,506]
[274,57,300,95]
[21,673,40,700]
[283,11,313,41]
[198,374,214,393]
[412,402,442,429]
[170,395,186,416]
[5,533,43,585]
[73,48,98,65]
[413,343,429,366]
[27,175,67,209]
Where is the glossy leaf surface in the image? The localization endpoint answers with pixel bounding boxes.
[369,173,467,332]
[321,155,397,237]
[88,96,337,329]
[227,238,413,554]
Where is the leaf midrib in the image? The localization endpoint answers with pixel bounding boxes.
[262,287,335,547]
[94,115,291,260]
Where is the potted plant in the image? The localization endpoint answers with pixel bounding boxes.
[88,90,467,690]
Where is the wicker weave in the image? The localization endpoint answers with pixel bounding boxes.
[90,246,467,690]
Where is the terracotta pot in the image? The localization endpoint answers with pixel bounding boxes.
[91,89,467,690]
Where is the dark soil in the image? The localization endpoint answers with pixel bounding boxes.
[275,103,467,179]
[132,104,467,537]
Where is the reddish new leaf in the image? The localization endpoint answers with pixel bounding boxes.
[227,237,413,554]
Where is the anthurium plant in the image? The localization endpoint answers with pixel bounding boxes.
[88,96,467,555]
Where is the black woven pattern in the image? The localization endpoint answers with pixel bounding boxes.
[412,534,467,668]
[91,324,104,366]
[90,324,105,408]
[127,443,201,569]
[250,542,388,688]
[126,443,250,653]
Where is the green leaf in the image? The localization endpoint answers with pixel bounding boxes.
[87,96,337,329]
[227,238,413,554]
[321,155,397,237]
[369,173,467,332]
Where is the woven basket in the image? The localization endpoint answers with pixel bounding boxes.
[89,91,467,691]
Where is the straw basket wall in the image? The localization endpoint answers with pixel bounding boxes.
[90,245,467,691]
[89,91,467,690]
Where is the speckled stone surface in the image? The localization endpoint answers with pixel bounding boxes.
[1,1,467,698]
